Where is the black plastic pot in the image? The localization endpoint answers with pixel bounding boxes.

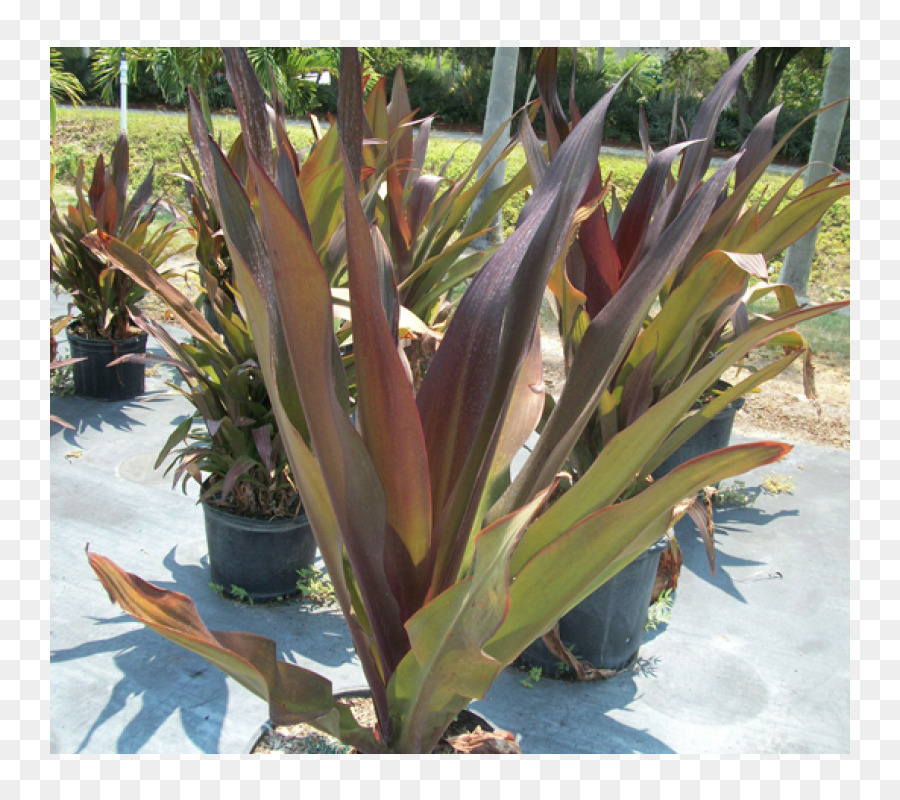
[203,502,318,601]
[67,325,148,401]
[652,394,746,482]
[519,536,669,676]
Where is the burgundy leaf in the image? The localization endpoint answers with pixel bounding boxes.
[342,151,434,622]
[535,48,569,157]
[252,425,275,474]
[338,48,365,189]
[417,75,622,592]
[223,48,274,180]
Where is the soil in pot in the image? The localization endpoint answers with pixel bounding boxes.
[248,692,519,754]
[67,325,148,401]
[203,501,318,602]
[519,536,669,679]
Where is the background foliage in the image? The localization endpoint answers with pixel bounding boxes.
[55,46,849,168]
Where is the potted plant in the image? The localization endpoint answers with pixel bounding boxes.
[50,133,186,400]
[84,47,839,754]
[303,61,530,388]
[93,175,318,602]
[512,48,849,677]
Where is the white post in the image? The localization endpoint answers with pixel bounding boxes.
[468,47,519,248]
[119,57,128,133]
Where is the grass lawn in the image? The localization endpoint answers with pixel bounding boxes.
[51,105,850,310]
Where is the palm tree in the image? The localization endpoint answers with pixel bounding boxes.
[50,48,84,136]
[90,47,339,133]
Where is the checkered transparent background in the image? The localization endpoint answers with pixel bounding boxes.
[13,0,891,787]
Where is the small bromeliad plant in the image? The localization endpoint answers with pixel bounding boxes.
[90,192,298,519]
[86,48,820,754]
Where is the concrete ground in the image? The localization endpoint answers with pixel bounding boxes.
[50,332,849,754]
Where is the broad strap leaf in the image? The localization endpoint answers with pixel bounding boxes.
[342,151,435,623]
[245,142,410,684]
[338,48,365,189]
[86,549,384,752]
[223,48,274,180]
[416,75,623,595]
[487,441,791,665]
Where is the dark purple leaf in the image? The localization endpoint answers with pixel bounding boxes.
[223,48,274,180]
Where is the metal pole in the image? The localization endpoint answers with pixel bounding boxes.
[119,57,128,133]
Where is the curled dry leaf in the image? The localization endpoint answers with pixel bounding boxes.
[540,623,619,681]
[447,726,521,754]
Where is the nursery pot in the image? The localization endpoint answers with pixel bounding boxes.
[648,388,745,602]
[243,688,505,754]
[520,536,669,676]
[202,502,318,601]
[651,393,746,482]
[67,325,148,401]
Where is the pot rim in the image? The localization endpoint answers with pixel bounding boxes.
[66,321,148,346]
[201,496,309,526]
[242,687,501,754]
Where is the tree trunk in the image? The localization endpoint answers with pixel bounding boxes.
[596,47,605,74]
[518,47,534,80]
[727,47,803,137]
[778,47,850,300]
[468,47,519,249]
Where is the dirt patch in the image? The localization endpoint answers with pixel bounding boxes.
[724,351,850,450]
[252,697,518,754]
[538,320,850,451]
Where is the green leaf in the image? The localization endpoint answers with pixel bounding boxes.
[387,489,549,754]
[487,441,790,664]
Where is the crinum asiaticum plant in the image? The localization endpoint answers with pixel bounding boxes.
[534,47,847,446]
[87,48,806,754]
[512,47,849,501]
[94,260,298,520]
[503,48,849,676]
